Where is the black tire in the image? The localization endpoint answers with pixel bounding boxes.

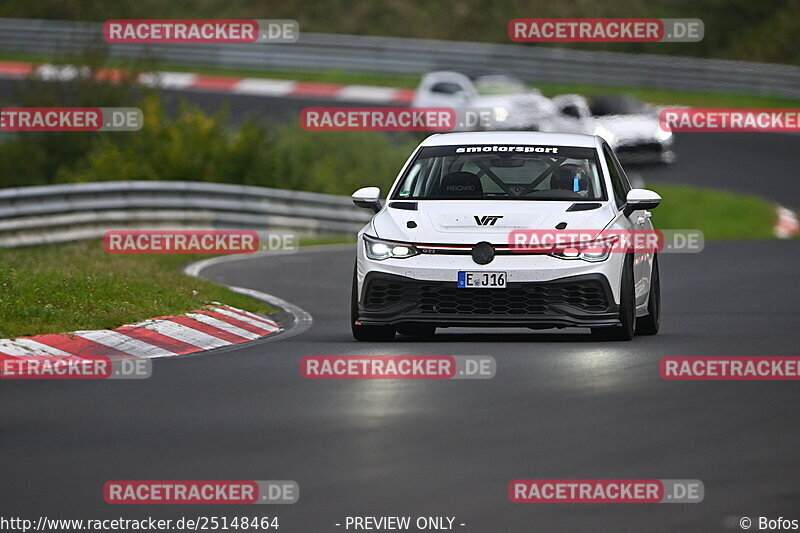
[591,254,635,341]
[635,254,660,336]
[396,324,436,338]
[351,265,395,342]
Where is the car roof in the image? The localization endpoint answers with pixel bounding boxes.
[420,131,600,149]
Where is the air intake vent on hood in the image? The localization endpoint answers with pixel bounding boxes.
[389,201,418,211]
[566,202,602,212]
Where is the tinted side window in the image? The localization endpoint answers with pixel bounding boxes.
[430,82,464,95]
[603,144,629,208]
[561,105,581,118]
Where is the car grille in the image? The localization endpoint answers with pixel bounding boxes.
[616,142,664,154]
[364,277,610,315]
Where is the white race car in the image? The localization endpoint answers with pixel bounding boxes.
[412,71,587,133]
[552,94,675,164]
[351,131,662,341]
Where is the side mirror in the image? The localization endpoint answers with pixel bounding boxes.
[352,186,382,213]
[624,189,661,216]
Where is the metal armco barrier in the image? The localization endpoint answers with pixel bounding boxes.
[0,18,798,99]
[0,181,372,247]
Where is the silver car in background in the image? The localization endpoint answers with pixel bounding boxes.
[412,71,603,136]
[552,94,675,164]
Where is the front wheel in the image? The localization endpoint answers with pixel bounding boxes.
[351,265,395,342]
[591,254,635,341]
[635,254,660,336]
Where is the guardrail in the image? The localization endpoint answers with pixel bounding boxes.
[0,181,371,247]
[0,18,798,99]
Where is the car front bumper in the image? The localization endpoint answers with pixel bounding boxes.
[615,140,675,164]
[355,271,621,329]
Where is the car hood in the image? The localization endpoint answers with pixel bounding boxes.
[474,93,557,125]
[474,93,554,110]
[594,114,662,145]
[371,200,616,244]
[475,94,598,134]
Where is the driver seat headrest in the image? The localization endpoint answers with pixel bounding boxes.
[440,171,483,196]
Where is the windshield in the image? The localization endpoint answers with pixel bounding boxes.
[393,145,606,201]
[474,76,531,95]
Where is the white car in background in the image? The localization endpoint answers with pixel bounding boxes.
[552,94,674,164]
[350,131,662,342]
[412,71,605,137]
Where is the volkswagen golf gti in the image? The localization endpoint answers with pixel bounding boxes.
[350,131,661,341]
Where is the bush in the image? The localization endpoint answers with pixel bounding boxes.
[0,47,416,194]
[0,51,152,188]
[55,96,414,194]
[0,0,797,64]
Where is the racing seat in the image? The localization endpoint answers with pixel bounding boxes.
[439,171,483,197]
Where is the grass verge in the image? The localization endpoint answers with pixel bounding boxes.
[0,242,234,338]
[649,183,778,239]
[0,234,356,339]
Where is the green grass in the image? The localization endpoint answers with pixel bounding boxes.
[0,240,276,338]
[2,50,798,109]
[649,183,778,239]
[0,234,357,339]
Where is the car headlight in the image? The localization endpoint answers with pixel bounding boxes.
[550,248,610,262]
[655,127,673,142]
[549,235,618,262]
[363,235,420,260]
[493,106,509,122]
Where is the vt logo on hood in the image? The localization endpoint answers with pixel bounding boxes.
[474,215,504,226]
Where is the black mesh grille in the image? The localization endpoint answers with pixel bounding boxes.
[364,277,610,315]
[616,142,664,155]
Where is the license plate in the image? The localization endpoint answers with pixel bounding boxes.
[457,271,507,288]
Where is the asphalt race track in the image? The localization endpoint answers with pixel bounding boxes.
[2,80,800,532]
[2,241,799,531]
